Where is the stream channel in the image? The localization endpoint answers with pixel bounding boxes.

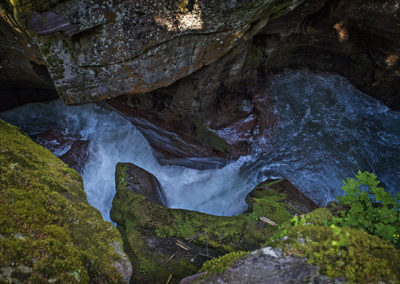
[1,70,400,222]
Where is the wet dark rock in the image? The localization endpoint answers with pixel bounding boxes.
[116,162,166,206]
[247,179,319,215]
[33,129,75,154]
[60,140,90,174]
[257,0,400,109]
[99,100,230,164]
[33,129,90,173]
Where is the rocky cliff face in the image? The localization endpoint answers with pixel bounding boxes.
[3,0,400,160]
[105,0,400,160]
[2,0,399,110]
[8,0,304,104]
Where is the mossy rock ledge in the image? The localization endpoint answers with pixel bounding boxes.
[111,163,317,283]
[187,208,400,283]
[0,120,132,283]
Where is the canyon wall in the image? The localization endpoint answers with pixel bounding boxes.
[3,0,399,160]
[0,0,57,111]
[2,0,399,109]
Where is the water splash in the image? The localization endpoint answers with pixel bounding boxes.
[1,69,399,221]
[0,101,254,221]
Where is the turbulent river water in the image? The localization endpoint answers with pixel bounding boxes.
[2,70,400,222]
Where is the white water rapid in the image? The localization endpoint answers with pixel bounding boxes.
[0,100,255,221]
[1,70,399,222]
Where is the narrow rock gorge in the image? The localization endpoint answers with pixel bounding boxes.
[1,0,400,283]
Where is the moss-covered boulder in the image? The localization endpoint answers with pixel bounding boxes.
[0,120,132,283]
[260,208,400,283]
[194,208,400,283]
[285,224,400,283]
[111,163,316,283]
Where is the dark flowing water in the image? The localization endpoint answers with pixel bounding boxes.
[1,69,399,221]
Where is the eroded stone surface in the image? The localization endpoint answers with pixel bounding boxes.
[9,0,304,104]
[106,40,276,159]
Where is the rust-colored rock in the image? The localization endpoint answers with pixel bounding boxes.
[60,140,90,174]
[106,41,277,159]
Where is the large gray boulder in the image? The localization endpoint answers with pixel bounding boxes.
[8,0,304,104]
[193,247,343,284]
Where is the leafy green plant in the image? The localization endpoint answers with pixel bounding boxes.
[139,265,147,275]
[290,215,310,227]
[266,224,288,244]
[332,170,400,247]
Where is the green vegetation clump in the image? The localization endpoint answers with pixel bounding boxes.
[263,172,400,283]
[331,171,400,247]
[199,251,249,274]
[287,224,400,282]
[0,120,127,283]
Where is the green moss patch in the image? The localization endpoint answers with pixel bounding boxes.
[199,251,249,274]
[111,165,301,283]
[286,224,400,282]
[0,120,128,283]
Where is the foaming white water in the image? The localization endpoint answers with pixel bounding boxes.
[1,69,399,220]
[0,101,255,221]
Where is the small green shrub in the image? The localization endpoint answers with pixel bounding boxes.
[332,170,400,247]
[290,215,310,227]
